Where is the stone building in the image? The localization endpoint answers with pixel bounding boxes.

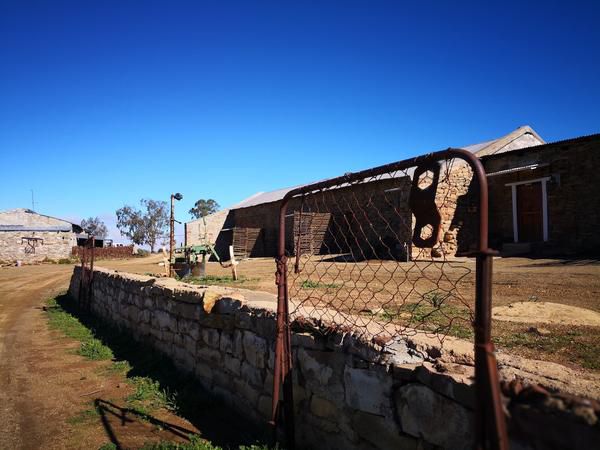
[482,133,600,256]
[0,208,83,263]
[186,126,560,260]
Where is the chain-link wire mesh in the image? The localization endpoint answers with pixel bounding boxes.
[273,150,508,450]
[284,156,479,344]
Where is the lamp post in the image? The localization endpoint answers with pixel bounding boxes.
[170,192,183,277]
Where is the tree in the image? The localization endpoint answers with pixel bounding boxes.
[116,199,169,253]
[189,199,219,219]
[80,217,108,238]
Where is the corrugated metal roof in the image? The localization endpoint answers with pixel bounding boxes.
[0,208,83,233]
[0,225,73,232]
[229,126,544,210]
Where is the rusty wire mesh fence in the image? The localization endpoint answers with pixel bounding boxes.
[285,155,478,343]
[272,149,507,450]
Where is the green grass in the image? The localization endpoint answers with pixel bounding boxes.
[126,376,176,413]
[98,443,118,450]
[67,405,101,425]
[377,302,474,340]
[46,297,113,360]
[46,294,275,449]
[102,359,132,376]
[300,279,342,290]
[187,275,259,285]
[493,325,600,370]
[139,436,277,450]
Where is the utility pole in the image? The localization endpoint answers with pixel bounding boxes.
[31,190,36,211]
[169,193,183,277]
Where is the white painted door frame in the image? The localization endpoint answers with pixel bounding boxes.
[505,177,550,243]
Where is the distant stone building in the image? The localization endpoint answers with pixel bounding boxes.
[483,133,600,255]
[186,126,550,260]
[0,208,83,263]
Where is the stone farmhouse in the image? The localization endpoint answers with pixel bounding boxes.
[0,208,83,263]
[186,126,599,260]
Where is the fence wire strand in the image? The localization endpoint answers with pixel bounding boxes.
[285,157,477,344]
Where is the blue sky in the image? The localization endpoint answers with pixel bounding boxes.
[1,1,599,243]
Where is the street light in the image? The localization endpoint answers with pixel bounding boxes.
[170,192,183,277]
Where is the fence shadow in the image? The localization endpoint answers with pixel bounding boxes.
[94,399,197,449]
[54,293,271,449]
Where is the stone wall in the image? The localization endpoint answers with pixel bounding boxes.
[0,230,76,262]
[483,134,600,255]
[68,267,600,450]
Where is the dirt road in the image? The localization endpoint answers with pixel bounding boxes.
[0,264,74,449]
[0,262,261,450]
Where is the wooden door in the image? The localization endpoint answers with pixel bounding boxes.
[517,183,543,242]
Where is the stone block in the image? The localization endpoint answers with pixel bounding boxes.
[183,335,197,355]
[394,383,474,450]
[235,310,254,330]
[243,331,267,368]
[297,347,345,403]
[211,296,243,314]
[194,361,213,385]
[201,328,221,349]
[197,346,222,365]
[310,395,337,419]
[224,355,241,376]
[241,361,263,388]
[220,332,233,354]
[172,301,201,319]
[352,410,418,450]
[178,318,200,340]
[233,379,260,407]
[154,310,176,332]
[292,332,325,350]
[232,330,244,359]
[344,366,392,415]
[258,395,273,420]
[213,369,233,389]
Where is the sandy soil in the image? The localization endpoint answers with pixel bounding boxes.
[493,301,600,327]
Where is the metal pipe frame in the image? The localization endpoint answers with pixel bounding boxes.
[272,148,508,450]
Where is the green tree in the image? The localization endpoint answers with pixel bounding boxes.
[80,217,108,238]
[189,199,219,219]
[116,199,169,253]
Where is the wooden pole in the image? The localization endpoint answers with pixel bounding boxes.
[229,245,238,280]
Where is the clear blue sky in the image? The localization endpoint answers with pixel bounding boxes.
[1,1,599,242]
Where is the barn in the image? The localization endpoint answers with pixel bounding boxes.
[483,132,600,256]
[0,208,83,263]
[186,126,550,260]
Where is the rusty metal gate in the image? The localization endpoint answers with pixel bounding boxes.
[78,236,95,310]
[271,149,507,449]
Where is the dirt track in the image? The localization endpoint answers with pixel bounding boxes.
[0,262,258,449]
[0,264,75,448]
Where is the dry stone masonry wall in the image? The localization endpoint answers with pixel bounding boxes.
[68,267,600,450]
[0,230,75,262]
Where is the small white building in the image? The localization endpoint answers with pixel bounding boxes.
[0,208,83,263]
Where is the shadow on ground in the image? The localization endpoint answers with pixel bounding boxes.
[54,294,272,449]
[517,257,600,268]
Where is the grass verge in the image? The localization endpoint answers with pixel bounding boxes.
[45,294,274,449]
